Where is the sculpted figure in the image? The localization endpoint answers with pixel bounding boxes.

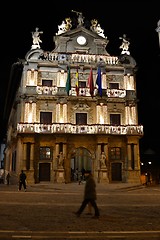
[72,10,84,26]
[58,152,64,168]
[32,27,43,48]
[100,152,106,168]
[119,34,130,55]
[90,19,106,38]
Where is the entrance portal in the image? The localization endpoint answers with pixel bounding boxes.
[71,147,92,181]
[39,163,50,181]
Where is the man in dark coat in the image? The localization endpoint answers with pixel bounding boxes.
[18,170,27,191]
[74,170,100,218]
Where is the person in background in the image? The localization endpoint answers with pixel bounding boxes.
[81,167,86,181]
[74,170,100,219]
[18,170,27,191]
[75,168,79,181]
[6,172,10,185]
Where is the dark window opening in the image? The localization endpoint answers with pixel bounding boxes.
[76,113,87,125]
[110,114,120,125]
[42,80,52,87]
[79,81,86,88]
[109,83,119,89]
[40,112,52,124]
[59,142,63,153]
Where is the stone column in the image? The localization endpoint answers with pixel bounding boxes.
[127,144,132,170]
[30,144,34,170]
[134,144,139,170]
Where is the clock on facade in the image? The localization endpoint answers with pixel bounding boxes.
[77,36,87,45]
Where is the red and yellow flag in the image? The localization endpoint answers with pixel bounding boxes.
[75,68,79,96]
[88,68,94,98]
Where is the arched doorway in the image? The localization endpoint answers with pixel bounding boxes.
[70,147,92,181]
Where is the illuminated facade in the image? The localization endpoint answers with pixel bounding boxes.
[4,13,143,184]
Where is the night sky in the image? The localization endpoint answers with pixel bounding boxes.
[0,1,159,154]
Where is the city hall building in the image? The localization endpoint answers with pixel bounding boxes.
[4,12,143,184]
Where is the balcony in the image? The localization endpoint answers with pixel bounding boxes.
[39,52,118,65]
[17,123,143,136]
[35,86,126,98]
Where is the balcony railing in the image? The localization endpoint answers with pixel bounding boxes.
[17,123,143,135]
[35,86,126,98]
[39,52,118,65]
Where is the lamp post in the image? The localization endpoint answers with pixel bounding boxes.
[156,20,160,48]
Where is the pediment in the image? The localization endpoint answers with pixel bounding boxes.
[53,25,109,55]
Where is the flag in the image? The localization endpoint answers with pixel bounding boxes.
[66,67,71,96]
[96,67,102,97]
[75,68,79,96]
[88,68,94,98]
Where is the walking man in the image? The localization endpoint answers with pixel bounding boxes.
[74,170,100,218]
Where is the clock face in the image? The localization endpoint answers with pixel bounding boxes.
[77,36,87,45]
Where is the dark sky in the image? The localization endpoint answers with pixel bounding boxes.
[0,1,159,153]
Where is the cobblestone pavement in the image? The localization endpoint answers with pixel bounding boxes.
[0,182,160,239]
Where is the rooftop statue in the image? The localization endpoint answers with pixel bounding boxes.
[31,27,43,49]
[71,10,84,26]
[119,34,130,55]
[56,18,72,35]
[90,19,106,38]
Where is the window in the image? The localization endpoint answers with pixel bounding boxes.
[109,83,119,89]
[42,80,52,87]
[40,112,52,124]
[109,147,121,160]
[79,81,86,88]
[76,113,87,125]
[110,114,120,125]
[40,147,51,160]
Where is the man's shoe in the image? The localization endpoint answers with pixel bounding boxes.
[73,212,80,217]
[86,213,92,215]
[92,216,100,219]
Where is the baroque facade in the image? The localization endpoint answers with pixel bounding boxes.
[4,12,143,184]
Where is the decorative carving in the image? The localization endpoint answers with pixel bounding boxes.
[73,103,90,111]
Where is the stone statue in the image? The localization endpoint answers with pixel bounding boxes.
[58,152,64,168]
[57,20,66,35]
[71,10,84,26]
[31,27,43,49]
[119,34,130,55]
[100,152,106,168]
[56,18,72,35]
[90,19,106,38]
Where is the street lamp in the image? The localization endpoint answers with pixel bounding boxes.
[156,20,160,48]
